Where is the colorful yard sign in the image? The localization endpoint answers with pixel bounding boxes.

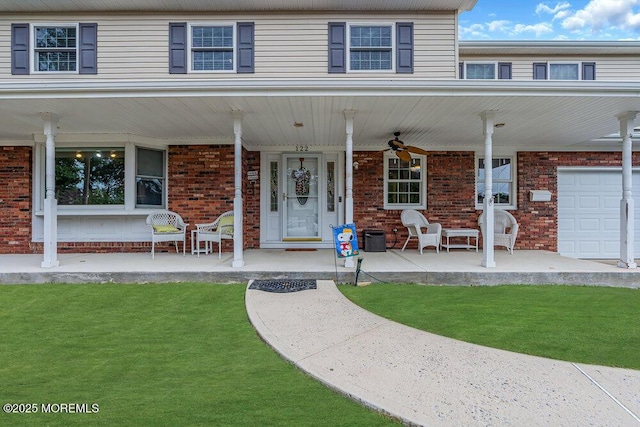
[333,223,359,258]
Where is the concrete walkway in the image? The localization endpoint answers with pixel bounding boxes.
[246,280,640,426]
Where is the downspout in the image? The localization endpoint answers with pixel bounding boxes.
[617,111,637,269]
[232,111,245,268]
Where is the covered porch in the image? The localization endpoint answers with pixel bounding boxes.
[2,79,640,270]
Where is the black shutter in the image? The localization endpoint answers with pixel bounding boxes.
[582,62,596,80]
[533,62,547,80]
[498,62,512,79]
[328,22,346,73]
[169,22,187,74]
[11,23,29,75]
[459,62,464,79]
[237,22,255,73]
[396,22,413,74]
[79,23,98,74]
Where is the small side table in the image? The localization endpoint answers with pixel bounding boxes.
[191,229,210,255]
[441,228,479,252]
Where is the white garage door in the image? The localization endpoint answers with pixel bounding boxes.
[558,169,640,259]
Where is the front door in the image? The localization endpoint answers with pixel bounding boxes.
[260,152,342,248]
[283,155,321,240]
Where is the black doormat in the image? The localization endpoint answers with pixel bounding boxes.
[249,279,317,293]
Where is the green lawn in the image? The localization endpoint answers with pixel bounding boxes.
[339,284,640,370]
[0,283,397,426]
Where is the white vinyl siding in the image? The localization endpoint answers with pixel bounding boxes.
[459,56,640,81]
[0,11,457,79]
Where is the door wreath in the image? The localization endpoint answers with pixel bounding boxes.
[292,158,311,205]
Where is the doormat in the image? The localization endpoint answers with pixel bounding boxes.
[249,279,317,293]
[285,248,317,251]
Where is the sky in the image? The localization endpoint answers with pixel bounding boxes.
[459,0,640,40]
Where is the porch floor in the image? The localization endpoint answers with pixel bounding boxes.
[0,248,637,286]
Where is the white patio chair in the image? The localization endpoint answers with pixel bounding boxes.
[195,211,234,259]
[478,209,519,254]
[146,211,188,259]
[401,209,442,254]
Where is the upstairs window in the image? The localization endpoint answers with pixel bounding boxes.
[34,25,77,72]
[11,23,97,75]
[550,63,579,80]
[191,25,235,71]
[460,62,512,79]
[349,25,393,71]
[169,22,254,74]
[533,62,596,80]
[328,22,413,74]
[466,63,495,79]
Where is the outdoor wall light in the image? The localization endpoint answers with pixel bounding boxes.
[95,151,102,158]
[353,161,359,170]
[75,151,82,158]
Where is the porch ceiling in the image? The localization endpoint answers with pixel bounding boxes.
[0,79,638,152]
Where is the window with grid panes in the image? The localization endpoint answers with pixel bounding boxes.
[349,25,393,71]
[384,155,426,209]
[476,157,515,208]
[34,25,77,72]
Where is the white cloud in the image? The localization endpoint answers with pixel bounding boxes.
[459,23,490,39]
[487,20,512,32]
[561,0,640,34]
[513,22,555,36]
[536,2,571,15]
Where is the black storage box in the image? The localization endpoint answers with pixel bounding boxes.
[362,229,386,252]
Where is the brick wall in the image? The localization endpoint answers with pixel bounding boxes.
[2,146,636,255]
[353,151,478,250]
[168,145,260,253]
[0,147,33,253]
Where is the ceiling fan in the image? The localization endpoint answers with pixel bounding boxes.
[383,132,429,161]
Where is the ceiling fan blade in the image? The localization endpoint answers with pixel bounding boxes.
[396,150,412,162]
[390,139,406,149]
[406,146,429,155]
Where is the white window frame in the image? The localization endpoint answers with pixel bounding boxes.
[548,62,581,80]
[188,22,237,73]
[34,140,168,215]
[347,22,395,73]
[30,23,79,74]
[383,153,427,210]
[464,61,498,80]
[475,154,517,210]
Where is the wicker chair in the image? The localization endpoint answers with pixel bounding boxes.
[400,209,442,254]
[145,211,188,259]
[478,209,519,254]
[195,211,234,259]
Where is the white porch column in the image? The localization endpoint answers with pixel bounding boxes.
[480,111,496,268]
[232,111,245,268]
[41,113,59,268]
[344,109,357,268]
[617,112,637,269]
